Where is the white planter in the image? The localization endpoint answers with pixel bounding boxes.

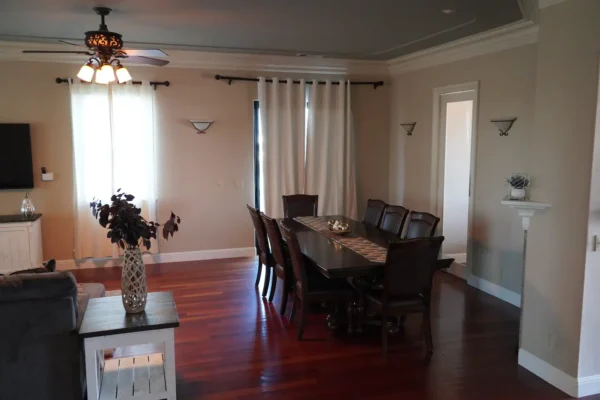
[121,248,148,314]
[510,188,527,200]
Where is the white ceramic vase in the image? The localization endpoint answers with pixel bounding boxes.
[121,248,148,314]
[510,188,527,200]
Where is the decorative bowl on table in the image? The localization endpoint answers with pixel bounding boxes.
[327,219,351,235]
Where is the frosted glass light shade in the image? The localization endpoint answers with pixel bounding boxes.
[77,63,95,82]
[116,66,132,83]
[96,64,115,84]
[189,120,213,133]
[491,118,517,136]
[400,122,417,136]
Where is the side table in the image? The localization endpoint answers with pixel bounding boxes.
[79,292,180,400]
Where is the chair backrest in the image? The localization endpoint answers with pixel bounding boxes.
[280,223,308,295]
[247,204,270,258]
[379,205,410,236]
[261,213,287,269]
[363,199,387,226]
[282,194,319,218]
[404,212,440,239]
[383,236,444,300]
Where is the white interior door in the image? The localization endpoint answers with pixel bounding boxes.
[431,82,479,280]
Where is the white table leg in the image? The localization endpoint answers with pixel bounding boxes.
[84,340,100,400]
[163,328,177,399]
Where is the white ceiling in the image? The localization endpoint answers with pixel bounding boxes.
[0,0,524,60]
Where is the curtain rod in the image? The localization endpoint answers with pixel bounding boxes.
[55,78,170,91]
[215,75,384,90]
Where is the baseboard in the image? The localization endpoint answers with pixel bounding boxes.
[517,349,599,397]
[467,275,521,307]
[442,253,469,281]
[56,247,256,270]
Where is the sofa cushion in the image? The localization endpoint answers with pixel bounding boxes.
[0,271,77,303]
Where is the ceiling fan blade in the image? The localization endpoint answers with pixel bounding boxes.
[122,56,169,66]
[58,39,87,48]
[22,50,93,55]
[122,49,168,57]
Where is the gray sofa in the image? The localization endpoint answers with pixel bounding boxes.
[0,271,105,400]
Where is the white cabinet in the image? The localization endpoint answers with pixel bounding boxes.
[0,215,43,274]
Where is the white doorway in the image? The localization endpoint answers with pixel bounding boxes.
[431,82,479,280]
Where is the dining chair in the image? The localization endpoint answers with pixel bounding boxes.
[261,213,294,316]
[246,205,273,297]
[404,211,440,239]
[365,236,444,357]
[363,199,387,226]
[379,205,410,236]
[282,194,319,218]
[280,223,358,340]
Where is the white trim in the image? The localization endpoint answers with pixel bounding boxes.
[539,0,569,9]
[578,375,600,398]
[56,247,256,270]
[0,40,387,76]
[442,255,470,281]
[467,275,521,308]
[518,349,577,397]
[388,20,538,75]
[0,19,538,77]
[518,349,600,397]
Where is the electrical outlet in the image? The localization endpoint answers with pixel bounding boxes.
[594,235,600,251]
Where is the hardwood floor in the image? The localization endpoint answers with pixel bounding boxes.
[71,258,587,400]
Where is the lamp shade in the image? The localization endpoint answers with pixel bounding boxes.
[116,65,132,83]
[95,64,115,84]
[189,120,214,133]
[77,63,95,82]
[400,122,417,136]
[491,118,517,136]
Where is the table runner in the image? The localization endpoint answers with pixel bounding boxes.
[294,217,388,263]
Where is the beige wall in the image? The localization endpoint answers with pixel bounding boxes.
[389,44,537,293]
[523,0,600,378]
[0,61,389,261]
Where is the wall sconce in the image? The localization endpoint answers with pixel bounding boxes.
[491,118,517,136]
[400,122,417,136]
[189,120,213,134]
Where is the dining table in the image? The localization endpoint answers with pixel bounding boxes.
[279,215,453,279]
[278,215,454,332]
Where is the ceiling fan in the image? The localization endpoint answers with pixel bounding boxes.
[22,7,169,84]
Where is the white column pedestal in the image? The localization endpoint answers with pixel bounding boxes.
[501,200,551,346]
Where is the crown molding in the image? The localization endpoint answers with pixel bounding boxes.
[538,0,569,9]
[388,20,538,75]
[0,40,388,77]
[0,19,540,79]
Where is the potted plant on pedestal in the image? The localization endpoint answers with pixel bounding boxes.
[90,189,181,314]
[506,174,530,201]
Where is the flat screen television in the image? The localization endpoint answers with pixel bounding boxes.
[0,124,34,189]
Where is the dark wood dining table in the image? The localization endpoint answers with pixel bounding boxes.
[279,215,453,280]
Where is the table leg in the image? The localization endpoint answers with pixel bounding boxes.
[163,329,177,400]
[84,340,100,400]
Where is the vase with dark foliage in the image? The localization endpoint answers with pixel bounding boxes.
[506,174,530,200]
[90,189,181,313]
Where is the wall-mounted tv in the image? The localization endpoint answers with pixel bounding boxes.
[0,124,34,189]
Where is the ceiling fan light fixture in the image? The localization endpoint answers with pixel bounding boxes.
[115,64,132,83]
[95,64,115,84]
[77,61,95,82]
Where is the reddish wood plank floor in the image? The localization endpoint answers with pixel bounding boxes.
[71,258,588,400]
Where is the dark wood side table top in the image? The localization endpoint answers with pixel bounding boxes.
[79,291,180,338]
[0,213,42,223]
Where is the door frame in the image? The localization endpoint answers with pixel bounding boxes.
[430,81,479,276]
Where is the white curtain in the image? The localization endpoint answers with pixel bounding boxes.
[70,81,157,259]
[258,78,306,218]
[306,80,357,218]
